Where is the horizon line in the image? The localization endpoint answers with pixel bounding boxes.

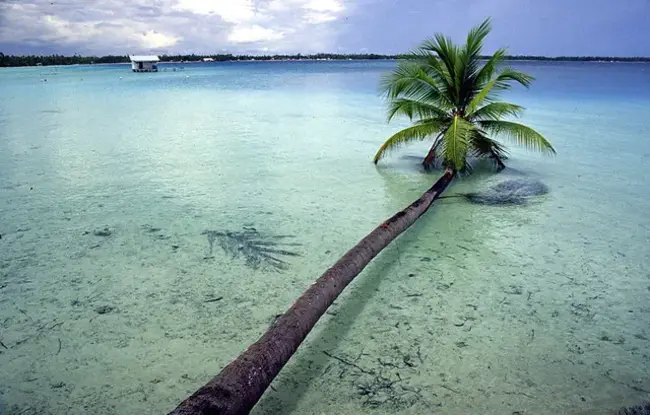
[2,52,650,59]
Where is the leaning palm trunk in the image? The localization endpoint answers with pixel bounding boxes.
[168,169,454,415]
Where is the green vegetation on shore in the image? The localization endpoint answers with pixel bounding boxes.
[1,52,649,67]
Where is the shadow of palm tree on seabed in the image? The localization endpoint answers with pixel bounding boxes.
[201,226,301,272]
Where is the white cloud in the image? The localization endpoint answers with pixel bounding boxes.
[228,25,284,43]
[303,0,344,13]
[305,12,337,24]
[37,13,181,51]
[42,15,98,39]
[0,0,354,54]
[136,30,182,49]
[173,0,256,23]
[300,0,344,24]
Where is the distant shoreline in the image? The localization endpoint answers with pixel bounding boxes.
[2,53,650,67]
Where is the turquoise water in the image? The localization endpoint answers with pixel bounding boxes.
[0,61,649,414]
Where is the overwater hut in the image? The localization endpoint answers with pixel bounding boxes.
[129,55,159,72]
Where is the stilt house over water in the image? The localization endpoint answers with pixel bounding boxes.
[129,55,159,72]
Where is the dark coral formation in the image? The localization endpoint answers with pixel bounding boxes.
[618,402,650,415]
[457,179,549,206]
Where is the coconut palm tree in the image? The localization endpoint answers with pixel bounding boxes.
[167,19,553,415]
[374,18,555,172]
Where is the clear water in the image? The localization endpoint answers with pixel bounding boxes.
[0,61,649,415]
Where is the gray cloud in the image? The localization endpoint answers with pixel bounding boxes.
[5,0,644,57]
[0,0,352,54]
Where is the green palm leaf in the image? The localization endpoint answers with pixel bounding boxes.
[464,18,492,59]
[417,52,453,88]
[406,52,456,105]
[469,131,509,158]
[492,67,535,91]
[418,35,459,102]
[480,120,555,154]
[387,98,449,121]
[373,121,446,164]
[379,61,454,110]
[474,47,506,86]
[440,115,473,170]
[379,61,432,99]
[419,34,457,75]
[469,131,509,169]
[467,67,534,113]
[388,98,448,121]
[456,18,491,105]
[469,102,524,120]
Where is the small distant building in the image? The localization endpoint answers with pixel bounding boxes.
[129,55,159,72]
[202,57,214,62]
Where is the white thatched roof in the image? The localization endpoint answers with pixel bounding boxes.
[129,55,160,62]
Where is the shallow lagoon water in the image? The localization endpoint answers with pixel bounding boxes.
[0,61,649,414]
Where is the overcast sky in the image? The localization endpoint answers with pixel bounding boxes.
[0,0,649,56]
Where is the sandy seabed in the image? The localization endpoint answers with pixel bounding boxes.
[1,172,648,415]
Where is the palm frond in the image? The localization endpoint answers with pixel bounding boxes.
[471,133,508,169]
[444,19,494,111]
[453,51,474,109]
[379,61,431,98]
[480,120,555,154]
[421,53,453,83]
[467,67,533,112]
[474,48,506,86]
[422,55,457,109]
[418,34,458,99]
[493,67,535,89]
[440,115,473,170]
[465,18,492,59]
[379,61,454,110]
[387,98,449,121]
[414,116,452,126]
[457,19,491,100]
[405,51,455,105]
[470,131,509,159]
[373,121,446,164]
[469,102,524,120]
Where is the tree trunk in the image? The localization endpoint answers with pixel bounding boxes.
[422,143,436,170]
[168,168,455,415]
[489,150,506,171]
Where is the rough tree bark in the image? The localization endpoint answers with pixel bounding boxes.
[489,150,506,170]
[422,145,437,170]
[168,168,455,415]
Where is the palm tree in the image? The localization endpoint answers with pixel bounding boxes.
[374,18,555,172]
[167,19,553,415]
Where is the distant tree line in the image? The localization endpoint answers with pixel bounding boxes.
[495,55,650,62]
[1,51,649,67]
[159,53,399,62]
[0,53,131,67]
